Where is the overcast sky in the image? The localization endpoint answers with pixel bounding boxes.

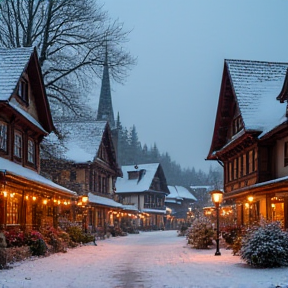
[94,0,288,172]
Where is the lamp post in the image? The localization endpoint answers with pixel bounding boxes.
[210,190,224,256]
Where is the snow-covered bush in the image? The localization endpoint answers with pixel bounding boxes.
[240,220,288,268]
[187,215,214,249]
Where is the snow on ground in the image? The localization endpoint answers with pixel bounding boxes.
[0,230,288,288]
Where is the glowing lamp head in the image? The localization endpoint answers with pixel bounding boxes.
[210,190,224,205]
[247,196,254,202]
[3,191,7,197]
[43,199,47,205]
[82,196,88,203]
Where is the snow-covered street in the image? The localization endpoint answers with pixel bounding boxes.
[0,230,288,288]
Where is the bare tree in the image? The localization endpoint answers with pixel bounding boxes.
[0,0,136,115]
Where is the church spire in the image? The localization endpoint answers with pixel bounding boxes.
[96,44,115,128]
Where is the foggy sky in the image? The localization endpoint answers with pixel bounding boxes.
[92,0,288,172]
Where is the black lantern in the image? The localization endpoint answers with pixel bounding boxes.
[210,190,224,256]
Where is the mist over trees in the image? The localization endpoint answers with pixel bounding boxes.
[0,0,136,115]
[116,116,223,189]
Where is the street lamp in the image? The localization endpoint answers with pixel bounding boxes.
[210,190,224,256]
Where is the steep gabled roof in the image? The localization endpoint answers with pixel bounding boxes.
[226,59,288,133]
[0,47,53,133]
[116,163,168,194]
[208,59,288,159]
[166,186,197,201]
[45,118,118,167]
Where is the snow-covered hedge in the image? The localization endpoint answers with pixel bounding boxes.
[240,220,288,268]
[187,215,214,249]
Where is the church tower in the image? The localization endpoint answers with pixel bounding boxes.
[96,48,115,128]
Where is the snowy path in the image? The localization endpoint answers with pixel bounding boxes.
[0,230,288,288]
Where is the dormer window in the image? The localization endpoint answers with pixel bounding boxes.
[233,116,243,135]
[18,78,28,103]
[14,132,22,158]
[28,139,35,163]
[0,122,7,152]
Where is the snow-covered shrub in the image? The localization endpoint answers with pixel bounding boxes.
[240,221,288,267]
[187,215,214,249]
[66,226,94,244]
[4,229,26,247]
[27,231,47,256]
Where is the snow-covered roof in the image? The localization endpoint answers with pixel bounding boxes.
[0,47,34,101]
[142,208,166,214]
[0,157,76,196]
[88,193,122,208]
[166,186,197,201]
[88,193,139,211]
[46,119,107,163]
[116,163,160,193]
[226,59,288,136]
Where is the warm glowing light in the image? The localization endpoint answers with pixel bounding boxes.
[247,196,254,202]
[33,196,36,201]
[25,195,29,200]
[10,193,14,198]
[53,199,57,203]
[271,203,276,208]
[64,201,67,205]
[77,201,82,206]
[68,201,71,205]
[43,199,47,205]
[58,200,61,205]
[210,190,224,205]
[82,196,88,203]
[245,203,249,208]
[128,213,131,216]
[3,191,7,197]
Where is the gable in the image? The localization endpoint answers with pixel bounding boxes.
[47,119,119,172]
[0,47,53,134]
[207,59,288,160]
[116,163,169,194]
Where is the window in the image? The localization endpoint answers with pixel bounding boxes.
[18,79,28,102]
[28,139,35,163]
[233,116,243,135]
[7,195,20,225]
[285,142,288,167]
[14,132,22,158]
[0,122,7,151]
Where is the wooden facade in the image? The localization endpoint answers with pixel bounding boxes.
[0,47,77,232]
[207,59,288,228]
[40,120,124,233]
[115,163,169,230]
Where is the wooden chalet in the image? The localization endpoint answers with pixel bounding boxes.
[115,163,169,230]
[207,59,288,228]
[40,119,125,233]
[0,47,77,232]
[165,186,197,228]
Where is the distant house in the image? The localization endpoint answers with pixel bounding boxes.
[41,119,124,232]
[115,163,169,229]
[0,47,77,231]
[207,59,288,228]
[165,186,197,228]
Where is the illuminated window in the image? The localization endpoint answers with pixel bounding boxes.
[0,122,7,151]
[14,132,22,158]
[7,196,19,225]
[28,139,35,163]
